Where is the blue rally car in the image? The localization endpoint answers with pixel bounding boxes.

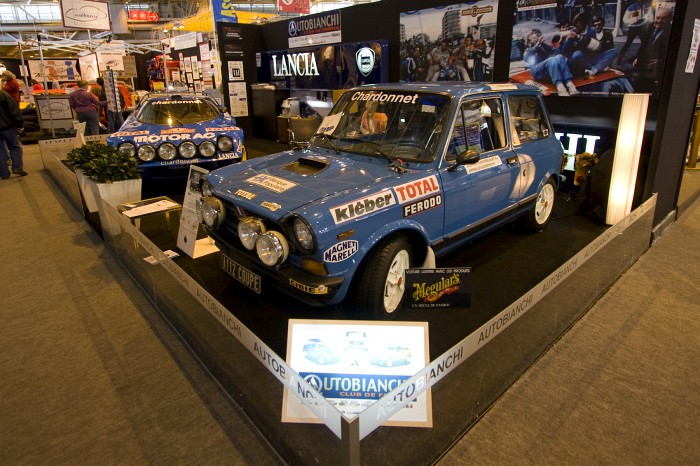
[197,83,565,317]
[107,93,245,190]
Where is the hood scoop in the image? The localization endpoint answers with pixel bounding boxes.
[283,155,329,175]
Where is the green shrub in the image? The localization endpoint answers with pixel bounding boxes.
[69,142,141,183]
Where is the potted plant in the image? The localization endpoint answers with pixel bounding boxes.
[70,142,142,235]
[66,142,107,213]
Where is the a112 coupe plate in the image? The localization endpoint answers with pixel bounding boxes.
[222,254,261,293]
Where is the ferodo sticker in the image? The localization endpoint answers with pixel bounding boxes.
[393,175,440,204]
[134,133,216,143]
[246,174,297,193]
[161,128,195,134]
[403,194,442,218]
[113,130,149,137]
[289,279,328,295]
[323,240,358,263]
[206,126,240,132]
[330,191,395,225]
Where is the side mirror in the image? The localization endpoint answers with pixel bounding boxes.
[448,149,480,171]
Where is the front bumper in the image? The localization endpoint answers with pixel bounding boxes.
[214,238,345,307]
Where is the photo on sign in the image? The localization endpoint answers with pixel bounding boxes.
[400,1,499,83]
[283,319,432,428]
[404,268,471,309]
[509,0,677,98]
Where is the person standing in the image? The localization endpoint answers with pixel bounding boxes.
[68,80,105,136]
[1,71,21,105]
[0,89,27,179]
[618,0,654,64]
[633,7,673,92]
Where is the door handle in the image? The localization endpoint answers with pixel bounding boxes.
[506,156,518,165]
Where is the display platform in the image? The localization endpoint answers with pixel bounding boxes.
[39,139,656,465]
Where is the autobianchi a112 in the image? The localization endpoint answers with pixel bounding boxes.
[197,82,565,317]
[108,93,245,186]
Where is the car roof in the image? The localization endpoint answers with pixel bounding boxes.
[353,82,541,99]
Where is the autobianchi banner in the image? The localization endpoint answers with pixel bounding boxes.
[287,10,342,48]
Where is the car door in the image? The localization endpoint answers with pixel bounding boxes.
[439,96,521,239]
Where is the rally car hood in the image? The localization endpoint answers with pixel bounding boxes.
[207,148,419,219]
[107,113,241,144]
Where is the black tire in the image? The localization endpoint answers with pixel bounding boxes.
[355,235,412,318]
[521,178,556,232]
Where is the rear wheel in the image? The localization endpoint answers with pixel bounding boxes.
[522,178,556,232]
[355,235,412,318]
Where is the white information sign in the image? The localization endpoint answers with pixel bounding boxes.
[60,0,111,31]
[283,320,432,428]
[176,166,218,258]
[171,32,198,51]
[228,82,249,117]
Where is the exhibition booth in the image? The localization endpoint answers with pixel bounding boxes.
[21,0,700,464]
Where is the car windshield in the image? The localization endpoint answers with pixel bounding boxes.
[137,98,220,125]
[310,90,452,163]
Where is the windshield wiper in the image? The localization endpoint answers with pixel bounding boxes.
[360,140,407,174]
[312,132,339,153]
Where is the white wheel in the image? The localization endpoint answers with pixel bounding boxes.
[522,178,556,231]
[383,249,410,314]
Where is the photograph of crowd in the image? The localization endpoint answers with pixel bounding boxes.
[399,1,499,83]
[510,0,676,97]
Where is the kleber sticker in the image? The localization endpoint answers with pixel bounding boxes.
[246,174,297,193]
[393,175,440,204]
[323,240,358,263]
[330,191,396,225]
[465,155,502,174]
[403,194,442,218]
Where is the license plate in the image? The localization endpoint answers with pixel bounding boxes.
[222,254,261,294]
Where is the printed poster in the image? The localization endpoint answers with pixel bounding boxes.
[283,320,432,428]
[28,59,78,82]
[400,1,499,83]
[509,0,677,98]
[228,82,249,117]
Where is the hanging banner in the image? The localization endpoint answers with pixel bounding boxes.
[278,0,310,15]
[171,32,198,51]
[78,53,99,81]
[211,0,238,23]
[97,52,124,72]
[28,59,78,82]
[60,0,111,31]
[287,11,342,48]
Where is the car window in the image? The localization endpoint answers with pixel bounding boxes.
[446,97,506,161]
[137,98,220,125]
[507,95,550,145]
[311,90,452,163]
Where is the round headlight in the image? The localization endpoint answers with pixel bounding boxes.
[238,217,266,250]
[292,217,315,252]
[201,179,213,197]
[179,141,197,159]
[137,145,156,162]
[256,231,289,267]
[158,143,177,160]
[117,142,136,158]
[218,136,234,152]
[200,141,216,157]
[200,197,225,228]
